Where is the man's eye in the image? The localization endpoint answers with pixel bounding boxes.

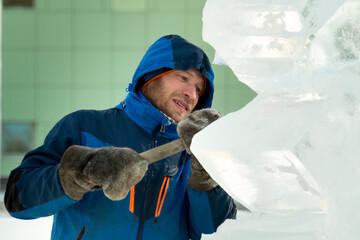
[178,75,187,81]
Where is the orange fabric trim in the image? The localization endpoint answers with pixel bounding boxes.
[129,186,135,213]
[199,76,207,97]
[155,177,170,218]
[140,69,175,91]
[158,178,170,215]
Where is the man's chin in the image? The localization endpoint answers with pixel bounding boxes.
[175,112,191,122]
[161,106,191,122]
[170,114,182,123]
[170,112,186,123]
[158,110,180,123]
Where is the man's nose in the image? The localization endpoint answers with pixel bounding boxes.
[183,84,198,101]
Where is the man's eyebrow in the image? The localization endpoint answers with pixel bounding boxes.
[184,70,200,78]
[178,70,204,88]
[177,70,189,76]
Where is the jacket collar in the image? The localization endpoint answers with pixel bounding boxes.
[116,91,179,140]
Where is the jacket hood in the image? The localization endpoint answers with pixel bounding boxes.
[129,34,214,109]
[117,35,215,139]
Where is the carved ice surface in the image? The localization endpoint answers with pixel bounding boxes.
[202,0,347,94]
[195,0,360,239]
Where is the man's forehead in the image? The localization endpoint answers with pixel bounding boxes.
[176,69,203,81]
[178,68,200,75]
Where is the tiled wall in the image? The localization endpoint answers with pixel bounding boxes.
[1,0,256,177]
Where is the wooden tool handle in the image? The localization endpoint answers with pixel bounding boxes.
[140,139,186,164]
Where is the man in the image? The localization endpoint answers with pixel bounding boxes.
[4,35,236,239]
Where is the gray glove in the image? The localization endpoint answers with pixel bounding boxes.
[177,108,222,191]
[59,145,148,201]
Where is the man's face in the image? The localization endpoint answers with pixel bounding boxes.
[142,68,205,122]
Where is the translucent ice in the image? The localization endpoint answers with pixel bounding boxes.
[191,95,325,212]
[202,0,347,93]
[196,0,360,239]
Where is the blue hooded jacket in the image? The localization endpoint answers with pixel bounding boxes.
[4,35,236,240]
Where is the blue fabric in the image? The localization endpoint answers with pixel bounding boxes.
[81,131,112,148]
[132,36,175,85]
[4,35,236,240]
[187,188,215,234]
[207,185,238,230]
[10,194,77,220]
[116,91,179,139]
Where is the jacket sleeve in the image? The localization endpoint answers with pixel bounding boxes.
[4,112,83,219]
[186,180,237,239]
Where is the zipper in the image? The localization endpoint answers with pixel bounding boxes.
[160,125,165,136]
[155,125,169,223]
[136,167,152,240]
[136,138,158,240]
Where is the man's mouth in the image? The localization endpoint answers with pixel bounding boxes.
[173,99,189,111]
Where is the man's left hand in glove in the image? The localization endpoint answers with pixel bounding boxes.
[177,108,222,191]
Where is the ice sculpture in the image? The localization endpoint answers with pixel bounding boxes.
[194,0,360,239]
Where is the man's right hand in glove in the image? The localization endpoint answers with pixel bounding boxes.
[58,145,148,201]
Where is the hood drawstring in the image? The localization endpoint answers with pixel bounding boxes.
[126,83,133,92]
